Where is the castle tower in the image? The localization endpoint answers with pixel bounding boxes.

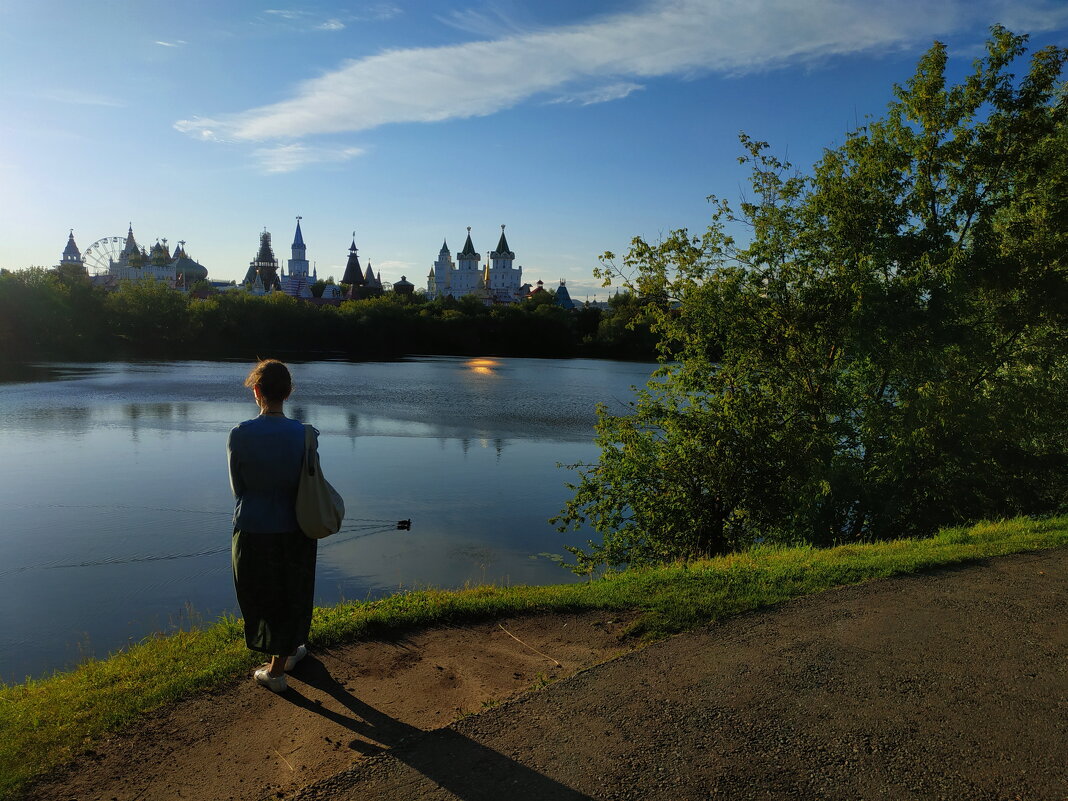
[489,224,514,270]
[487,224,522,302]
[451,227,482,297]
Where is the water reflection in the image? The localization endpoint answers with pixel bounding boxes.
[0,357,656,682]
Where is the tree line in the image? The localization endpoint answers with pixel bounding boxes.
[0,267,657,362]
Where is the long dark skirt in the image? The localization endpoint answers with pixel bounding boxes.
[232,529,317,656]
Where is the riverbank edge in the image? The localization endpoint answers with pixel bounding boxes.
[2,515,1067,799]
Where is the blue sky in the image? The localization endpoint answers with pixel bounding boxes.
[1,1,1065,299]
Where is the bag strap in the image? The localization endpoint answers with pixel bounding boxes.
[303,424,318,477]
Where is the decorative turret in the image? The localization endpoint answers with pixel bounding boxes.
[341,233,365,286]
[394,275,415,296]
[60,230,83,267]
[490,224,514,261]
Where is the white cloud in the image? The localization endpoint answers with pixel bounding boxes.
[316,19,345,31]
[254,143,366,173]
[155,40,187,47]
[179,0,1054,144]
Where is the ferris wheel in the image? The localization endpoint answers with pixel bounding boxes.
[82,236,127,275]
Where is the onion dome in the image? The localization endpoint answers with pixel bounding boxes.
[174,253,208,283]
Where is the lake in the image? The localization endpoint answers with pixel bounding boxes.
[0,357,654,683]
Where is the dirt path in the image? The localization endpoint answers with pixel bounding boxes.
[28,549,1068,800]
[296,549,1068,801]
[25,611,638,801]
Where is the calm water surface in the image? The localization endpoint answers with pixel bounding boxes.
[0,357,653,683]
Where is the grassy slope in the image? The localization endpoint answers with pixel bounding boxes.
[2,515,1066,798]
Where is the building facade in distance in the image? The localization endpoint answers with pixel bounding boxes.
[426,226,523,304]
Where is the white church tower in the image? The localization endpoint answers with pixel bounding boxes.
[427,240,454,300]
[281,216,313,298]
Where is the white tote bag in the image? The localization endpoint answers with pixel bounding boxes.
[296,424,345,539]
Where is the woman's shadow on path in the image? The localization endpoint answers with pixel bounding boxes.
[283,655,593,801]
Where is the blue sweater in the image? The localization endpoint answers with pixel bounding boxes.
[227,415,309,533]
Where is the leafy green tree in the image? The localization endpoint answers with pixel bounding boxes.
[555,28,1068,572]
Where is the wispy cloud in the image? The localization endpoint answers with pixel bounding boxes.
[437,5,536,38]
[39,90,125,108]
[155,39,187,47]
[357,3,402,22]
[254,143,366,173]
[261,4,399,30]
[179,0,1059,144]
[550,82,644,106]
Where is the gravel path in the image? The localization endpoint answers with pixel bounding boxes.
[291,549,1068,801]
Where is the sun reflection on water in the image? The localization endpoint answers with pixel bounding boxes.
[465,358,500,376]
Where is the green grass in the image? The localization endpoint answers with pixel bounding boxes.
[1,515,1066,799]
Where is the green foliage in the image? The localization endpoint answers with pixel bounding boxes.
[557,28,1068,570]
[1,516,1065,799]
[105,279,191,352]
[0,267,108,359]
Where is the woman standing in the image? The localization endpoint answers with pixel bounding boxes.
[228,359,316,692]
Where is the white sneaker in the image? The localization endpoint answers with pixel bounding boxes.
[285,644,307,672]
[254,667,288,693]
